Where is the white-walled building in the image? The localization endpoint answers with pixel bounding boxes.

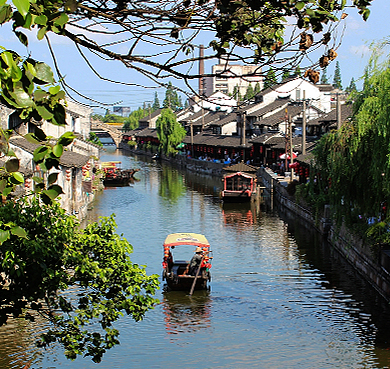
[189,91,237,113]
[203,62,263,98]
[251,77,334,114]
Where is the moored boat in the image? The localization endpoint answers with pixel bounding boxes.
[221,162,258,202]
[101,161,139,186]
[162,233,212,292]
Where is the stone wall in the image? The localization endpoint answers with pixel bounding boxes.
[260,167,390,303]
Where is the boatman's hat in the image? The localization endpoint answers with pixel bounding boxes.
[195,247,202,253]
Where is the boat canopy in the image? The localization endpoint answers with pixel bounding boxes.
[223,171,256,180]
[163,233,210,248]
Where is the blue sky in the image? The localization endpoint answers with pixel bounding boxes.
[0,0,389,114]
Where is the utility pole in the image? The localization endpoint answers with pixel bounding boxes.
[302,90,306,155]
[241,111,246,162]
[336,93,342,129]
[289,115,294,180]
[190,119,194,158]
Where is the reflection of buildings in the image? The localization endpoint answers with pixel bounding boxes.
[222,202,259,228]
[162,291,211,336]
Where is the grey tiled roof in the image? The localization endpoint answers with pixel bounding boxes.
[223,162,258,172]
[10,136,90,168]
[183,133,245,148]
[307,104,353,126]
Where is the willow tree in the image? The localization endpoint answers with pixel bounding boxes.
[311,49,390,239]
[156,108,186,156]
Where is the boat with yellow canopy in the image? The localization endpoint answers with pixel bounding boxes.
[162,233,212,292]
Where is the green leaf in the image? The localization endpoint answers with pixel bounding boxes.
[33,145,49,162]
[0,179,6,192]
[52,144,63,157]
[34,89,47,101]
[51,104,66,126]
[0,229,10,244]
[32,175,43,183]
[5,158,20,172]
[34,14,48,26]
[15,31,28,47]
[37,26,47,41]
[53,12,68,27]
[49,85,61,95]
[0,5,12,25]
[58,132,76,146]
[48,172,58,185]
[12,0,30,17]
[11,172,24,184]
[34,62,54,83]
[36,105,54,120]
[9,85,34,107]
[24,133,41,144]
[295,2,305,10]
[10,225,27,238]
[64,0,78,12]
[43,185,64,200]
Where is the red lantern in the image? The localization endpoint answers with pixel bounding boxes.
[66,169,72,181]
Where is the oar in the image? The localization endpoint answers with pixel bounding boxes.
[188,252,207,296]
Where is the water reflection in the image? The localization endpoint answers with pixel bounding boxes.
[158,166,186,202]
[221,202,259,227]
[162,290,212,338]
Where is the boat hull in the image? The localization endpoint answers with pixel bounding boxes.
[164,274,210,291]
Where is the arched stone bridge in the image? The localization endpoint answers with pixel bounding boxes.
[90,121,123,147]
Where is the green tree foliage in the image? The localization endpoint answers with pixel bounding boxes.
[281,69,291,81]
[156,108,186,156]
[244,83,255,100]
[345,77,358,95]
[87,132,103,147]
[254,82,261,95]
[332,61,343,89]
[123,107,148,130]
[263,68,277,90]
[321,67,329,84]
[102,113,125,124]
[91,113,104,121]
[0,198,159,362]
[0,16,158,364]
[294,66,302,77]
[152,92,160,111]
[232,85,242,101]
[310,54,390,243]
[163,82,180,111]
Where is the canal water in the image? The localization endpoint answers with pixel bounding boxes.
[2,149,390,369]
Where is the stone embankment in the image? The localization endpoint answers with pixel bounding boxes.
[260,167,390,303]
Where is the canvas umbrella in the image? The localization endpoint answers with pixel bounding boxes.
[279,152,297,160]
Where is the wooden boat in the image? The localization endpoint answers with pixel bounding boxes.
[162,233,212,292]
[101,161,139,186]
[221,162,258,202]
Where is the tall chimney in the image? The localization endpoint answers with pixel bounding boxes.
[199,44,204,96]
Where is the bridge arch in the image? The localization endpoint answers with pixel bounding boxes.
[90,122,123,147]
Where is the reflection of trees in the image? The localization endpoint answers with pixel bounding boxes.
[158,166,186,202]
[162,291,211,336]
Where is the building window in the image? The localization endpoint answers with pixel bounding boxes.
[8,112,22,130]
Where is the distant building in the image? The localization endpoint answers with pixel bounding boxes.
[113,106,131,116]
[203,60,263,98]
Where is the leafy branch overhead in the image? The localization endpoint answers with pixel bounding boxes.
[0,0,373,95]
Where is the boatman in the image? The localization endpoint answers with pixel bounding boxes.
[188,247,203,276]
